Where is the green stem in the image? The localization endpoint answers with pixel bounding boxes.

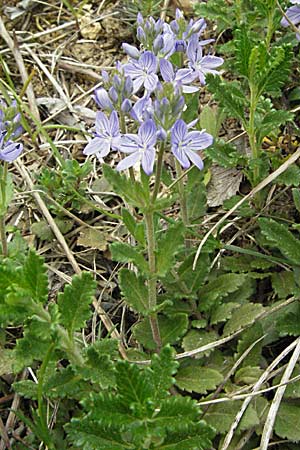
[248,86,260,185]
[120,111,135,183]
[37,343,55,448]
[152,142,165,202]
[0,162,8,257]
[174,159,189,227]
[144,211,162,351]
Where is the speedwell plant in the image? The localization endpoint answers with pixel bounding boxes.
[83,8,223,351]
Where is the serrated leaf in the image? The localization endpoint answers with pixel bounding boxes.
[155,222,184,277]
[31,219,73,241]
[77,228,109,251]
[237,322,264,367]
[176,364,223,393]
[110,241,148,274]
[276,303,300,336]
[234,25,252,77]
[259,218,300,265]
[0,348,13,376]
[133,313,188,350]
[199,105,224,138]
[178,252,210,294]
[275,403,300,441]
[182,330,219,358]
[277,165,300,187]
[223,303,265,336]
[121,208,145,245]
[210,302,240,325]
[21,250,48,303]
[13,380,38,399]
[273,365,300,399]
[272,271,298,299]
[205,140,242,169]
[187,180,206,222]
[235,366,263,385]
[199,273,247,311]
[256,110,293,145]
[119,268,148,315]
[150,346,178,400]
[58,272,96,336]
[205,400,259,434]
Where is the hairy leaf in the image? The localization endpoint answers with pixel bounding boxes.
[58,272,96,336]
[119,268,148,314]
[110,241,148,274]
[223,303,265,336]
[176,364,223,393]
[275,403,300,441]
[155,222,184,277]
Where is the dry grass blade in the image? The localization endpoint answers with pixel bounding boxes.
[221,339,300,450]
[0,16,40,121]
[193,146,300,270]
[260,336,300,450]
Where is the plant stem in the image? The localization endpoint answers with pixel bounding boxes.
[174,159,189,227]
[120,111,135,183]
[144,211,162,351]
[152,142,165,202]
[0,162,8,257]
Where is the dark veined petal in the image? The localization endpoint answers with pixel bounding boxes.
[140,51,158,73]
[120,134,139,153]
[133,76,145,94]
[0,142,23,162]
[185,148,204,170]
[141,147,155,175]
[187,130,213,150]
[95,111,110,135]
[144,73,159,92]
[172,145,190,169]
[109,110,120,136]
[93,88,113,110]
[171,120,187,145]
[139,119,157,147]
[116,151,141,171]
[200,55,224,70]
[281,5,300,27]
[160,59,174,82]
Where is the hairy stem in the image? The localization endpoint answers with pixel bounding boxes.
[0,162,8,257]
[152,142,165,202]
[175,159,189,227]
[144,211,162,351]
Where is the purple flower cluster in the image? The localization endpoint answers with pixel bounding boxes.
[0,100,23,163]
[84,9,222,175]
[281,0,300,40]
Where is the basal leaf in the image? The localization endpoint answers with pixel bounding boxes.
[275,403,300,441]
[182,330,219,358]
[259,218,300,265]
[205,400,259,434]
[223,303,265,336]
[210,302,240,325]
[178,252,211,294]
[133,313,189,350]
[271,271,298,299]
[276,303,300,337]
[234,366,263,385]
[176,363,223,394]
[58,272,96,336]
[199,273,247,311]
[110,241,148,274]
[21,250,48,303]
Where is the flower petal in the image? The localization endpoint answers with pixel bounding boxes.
[140,51,157,73]
[160,59,174,82]
[141,147,155,175]
[0,142,23,162]
[139,120,157,146]
[109,111,120,136]
[172,145,190,169]
[185,148,204,170]
[120,134,139,153]
[187,130,213,150]
[116,152,141,171]
[95,111,110,135]
[144,73,159,92]
[171,120,187,145]
[83,137,111,157]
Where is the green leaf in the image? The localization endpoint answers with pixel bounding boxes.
[199,273,247,311]
[275,403,300,441]
[182,330,219,358]
[256,109,293,146]
[102,164,149,208]
[234,25,252,77]
[176,363,223,393]
[205,140,243,169]
[276,303,300,337]
[199,105,224,138]
[210,302,240,325]
[121,208,145,245]
[21,250,48,303]
[235,366,263,385]
[155,222,184,277]
[119,268,148,315]
[273,365,300,399]
[277,165,300,187]
[223,303,265,336]
[272,271,298,299]
[236,322,264,367]
[177,252,211,294]
[205,400,259,434]
[58,272,96,336]
[133,313,188,350]
[110,241,148,274]
[293,188,300,213]
[150,346,178,401]
[259,218,300,265]
[0,169,14,216]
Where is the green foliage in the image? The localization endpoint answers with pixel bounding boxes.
[223,303,265,336]
[205,140,244,169]
[66,346,215,449]
[155,222,184,277]
[259,218,300,265]
[110,241,149,274]
[176,362,223,394]
[119,268,148,314]
[199,273,247,311]
[122,208,145,245]
[0,169,14,216]
[275,403,300,441]
[58,272,96,336]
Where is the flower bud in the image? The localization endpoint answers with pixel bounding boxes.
[101,70,109,84]
[153,35,164,53]
[109,86,118,104]
[121,98,132,113]
[124,76,133,96]
[157,127,167,141]
[137,12,143,25]
[137,26,146,42]
[122,43,140,59]
[175,39,186,53]
[93,88,113,111]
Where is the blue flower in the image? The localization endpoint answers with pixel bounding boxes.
[281,2,300,40]
[187,36,223,85]
[0,131,23,162]
[117,119,157,175]
[171,119,213,170]
[123,51,159,94]
[159,58,198,93]
[83,111,120,159]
